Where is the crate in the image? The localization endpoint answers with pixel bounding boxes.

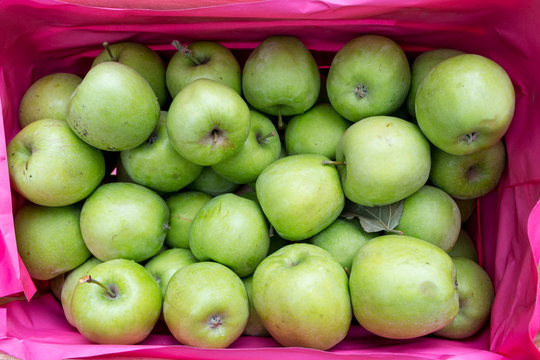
[0,0,540,359]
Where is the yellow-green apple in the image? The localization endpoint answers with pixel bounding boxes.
[144,248,198,297]
[242,275,269,337]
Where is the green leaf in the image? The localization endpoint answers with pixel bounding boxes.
[341,200,404,235]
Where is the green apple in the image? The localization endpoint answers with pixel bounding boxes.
[242,36,320,123]
[167,78,250,166]
[71,259,162,344]
[66,61,160,151]
[335,116,431,206]
[242,275,269,337]
[349,235,459,339]
[80,182,169,262]
[252,243,352,350]
[165,191,212,249]
[166,40,241,98]
[92,41,168,107]
[212,110,281,184]
[163,261,249,348]
[454,198,477,223]
[434,257,494,339]
[18,73,82,128]
[120,111,203,192]
[447,229,479,262]
[406,48,464,118]
[285,103,350,160]
[144,248,198,297]
[327,35,411,122]
[7,119,105,206]
[14,202,90,280]
[187,167,240,196]
[395,185,461,251]
[310,217,376,274]
[189,193,269,277]
[256,154,345,241]
[429,141,506,199]
[60,257,102,327]
[416,54,515,155]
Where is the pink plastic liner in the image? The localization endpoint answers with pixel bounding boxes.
[0,0,539,359]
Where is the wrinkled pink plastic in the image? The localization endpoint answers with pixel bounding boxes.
[0,0,539,359]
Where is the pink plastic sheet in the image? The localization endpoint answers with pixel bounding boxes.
[0,0,539,359]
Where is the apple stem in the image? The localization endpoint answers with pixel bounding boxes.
[171,40,201,66]
[269,224,274,238]
[322,159,346,166]
[257,131,276,145]
[79,275,117,298]
[102,42,118,62]
[277,105,285,130]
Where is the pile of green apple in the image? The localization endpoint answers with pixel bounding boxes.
[8,34,513,349]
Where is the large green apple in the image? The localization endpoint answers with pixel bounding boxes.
[163,261,249,348]
[71,259,162,344]
[349,235,459,339]
[242,35,320,120]
[429,141,506,199]
[285,103,350,160]
[66,61,160,151]
[336,116,431,206]
[256,154,345,241]
[395,185,461,251]
[80,182,169,262]
[327,35,411,122]
[189,193,269,277]
[18,73,82,128]
[434,257,494,339]
[166,40,241,98]
[14,202,91,280]
[406,48,464,118]
[212,110,281,184]
[415,54,515,155]
[7,119,105,206]
[92,41,168,107]
[165,191,212,249]
[167,78,250,166]
[144,248,198,297]
[120,111,203,193]
[252,243,352,350]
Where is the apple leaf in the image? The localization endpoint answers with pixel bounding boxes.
[341,200,404,235]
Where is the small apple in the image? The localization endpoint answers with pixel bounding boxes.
[167,78,250,166]
[163,261,249,348]
[242,35,320,127]
[415,54,515,155]
[335,116,431,206]
[285,103,350,160]
[71,259,162,344]
[66,61,160,151]
[447,229,479,262]
[434,257,494,339]
[144,248,198,297]
[166,40,241,98]
[252,243,352,350]
[429,141,506,199]
[327,35,411,122]
[18,72,82,128]
[310,217,376,274]
[7,119,105,206]
[349,235,459,339]
[395,185,461,251]
[405,48,464,118]
[14,202,91,280]
[454,198,477,223]
[187,167,240,196]
[165,191,212,249]
[242,275,270,337]
[120,111,203,193]
[189,193,269,277]
[256,154,345,241]
[60,257,102,327]
[212,110,281,184]
[92,41,168,107]
[80,182,169,262]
